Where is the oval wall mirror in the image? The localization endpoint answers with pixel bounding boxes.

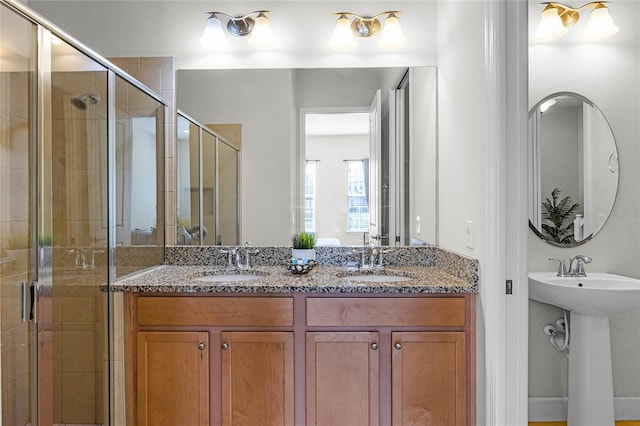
[528,92,619,247]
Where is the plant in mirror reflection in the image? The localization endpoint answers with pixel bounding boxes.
[541,187,580,245]
[292,232,316,249]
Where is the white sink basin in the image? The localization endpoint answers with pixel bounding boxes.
[194,270,267,283]
[337,271,414,283]
[529,272,640,316]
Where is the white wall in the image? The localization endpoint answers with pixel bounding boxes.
[410,67,438,245]
[436,1,487,423]
[131,117,158,230]
[528,0,640,403]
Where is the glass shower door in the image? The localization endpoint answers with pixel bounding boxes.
[1,8,110,423]
[48,34,109,426]
[0,4,38,425]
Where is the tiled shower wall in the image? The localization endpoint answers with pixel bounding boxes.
[51,70,108,424]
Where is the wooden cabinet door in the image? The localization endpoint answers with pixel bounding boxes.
[306,332,380,426]
[137,331,209,426]
[220,332,294,426]
[391,332,466,426]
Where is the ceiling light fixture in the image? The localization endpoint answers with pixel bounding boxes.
[200,11,273,49]
[535,2,619,42]
[329,11,407,51]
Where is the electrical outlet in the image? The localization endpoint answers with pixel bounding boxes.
[465,220,474,249]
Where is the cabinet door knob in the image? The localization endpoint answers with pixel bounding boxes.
[198,342,206,350]
[221,342,229,350]
[394,342,402,350]
[371,343,378,350]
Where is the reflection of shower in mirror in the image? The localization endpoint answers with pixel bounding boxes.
[69,93,101,110]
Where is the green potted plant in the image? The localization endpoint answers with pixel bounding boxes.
[292,232,316,260]
[541,187,580,245]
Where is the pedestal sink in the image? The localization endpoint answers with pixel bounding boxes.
[529,272,640,426]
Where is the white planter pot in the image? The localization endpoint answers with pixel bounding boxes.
[291,248,316,261]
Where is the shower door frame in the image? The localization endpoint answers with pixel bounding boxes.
[35,24,55,426]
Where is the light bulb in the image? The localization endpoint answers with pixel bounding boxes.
[378,14,407,51]
[535,7,568,42]
[582,5,619,41]
[248,13,274,49]
[200,15,228,49]
[539,99,556,113]
[329,15,356,51]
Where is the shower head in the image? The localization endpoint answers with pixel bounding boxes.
[69,93,101,110]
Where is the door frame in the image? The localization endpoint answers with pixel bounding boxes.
[484,0,529,425]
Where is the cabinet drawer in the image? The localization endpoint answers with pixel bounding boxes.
[137,296,294,326]
[306,297,466,327]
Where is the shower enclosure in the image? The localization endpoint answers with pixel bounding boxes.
[0,1,166,425]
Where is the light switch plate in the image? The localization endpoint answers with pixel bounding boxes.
[465,220,474,249]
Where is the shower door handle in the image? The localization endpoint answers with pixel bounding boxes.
[21,282,27,322]
[29,283,35,321]
[21,282,37,322]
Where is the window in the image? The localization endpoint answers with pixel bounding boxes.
[346,160,369,232]
[305,162,316,232]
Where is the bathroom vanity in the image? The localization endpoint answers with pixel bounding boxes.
[116,255,478,426]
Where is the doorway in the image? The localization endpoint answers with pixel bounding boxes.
[303,111,371,246]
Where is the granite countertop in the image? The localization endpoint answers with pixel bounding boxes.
[111,264,478,294]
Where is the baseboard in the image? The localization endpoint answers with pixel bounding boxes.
[529,422,640,426]
[529,397,640,421]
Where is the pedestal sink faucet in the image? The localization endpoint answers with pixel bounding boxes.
[549,255,591,277]
[568,254,591,277]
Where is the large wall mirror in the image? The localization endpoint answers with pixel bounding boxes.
[528,92,619,247]
[177,67,437,247]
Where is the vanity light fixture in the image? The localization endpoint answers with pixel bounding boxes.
[535,2,619,42]
[329,11,407,51]
[200,11,273,49]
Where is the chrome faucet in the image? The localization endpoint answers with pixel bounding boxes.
[369,246,379,268]
[549,255,592,277]
[236,242,258,270]
[69,248,87,269]
[549,258,568,277]
[568,255,592,277]
[219,247,237,268]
